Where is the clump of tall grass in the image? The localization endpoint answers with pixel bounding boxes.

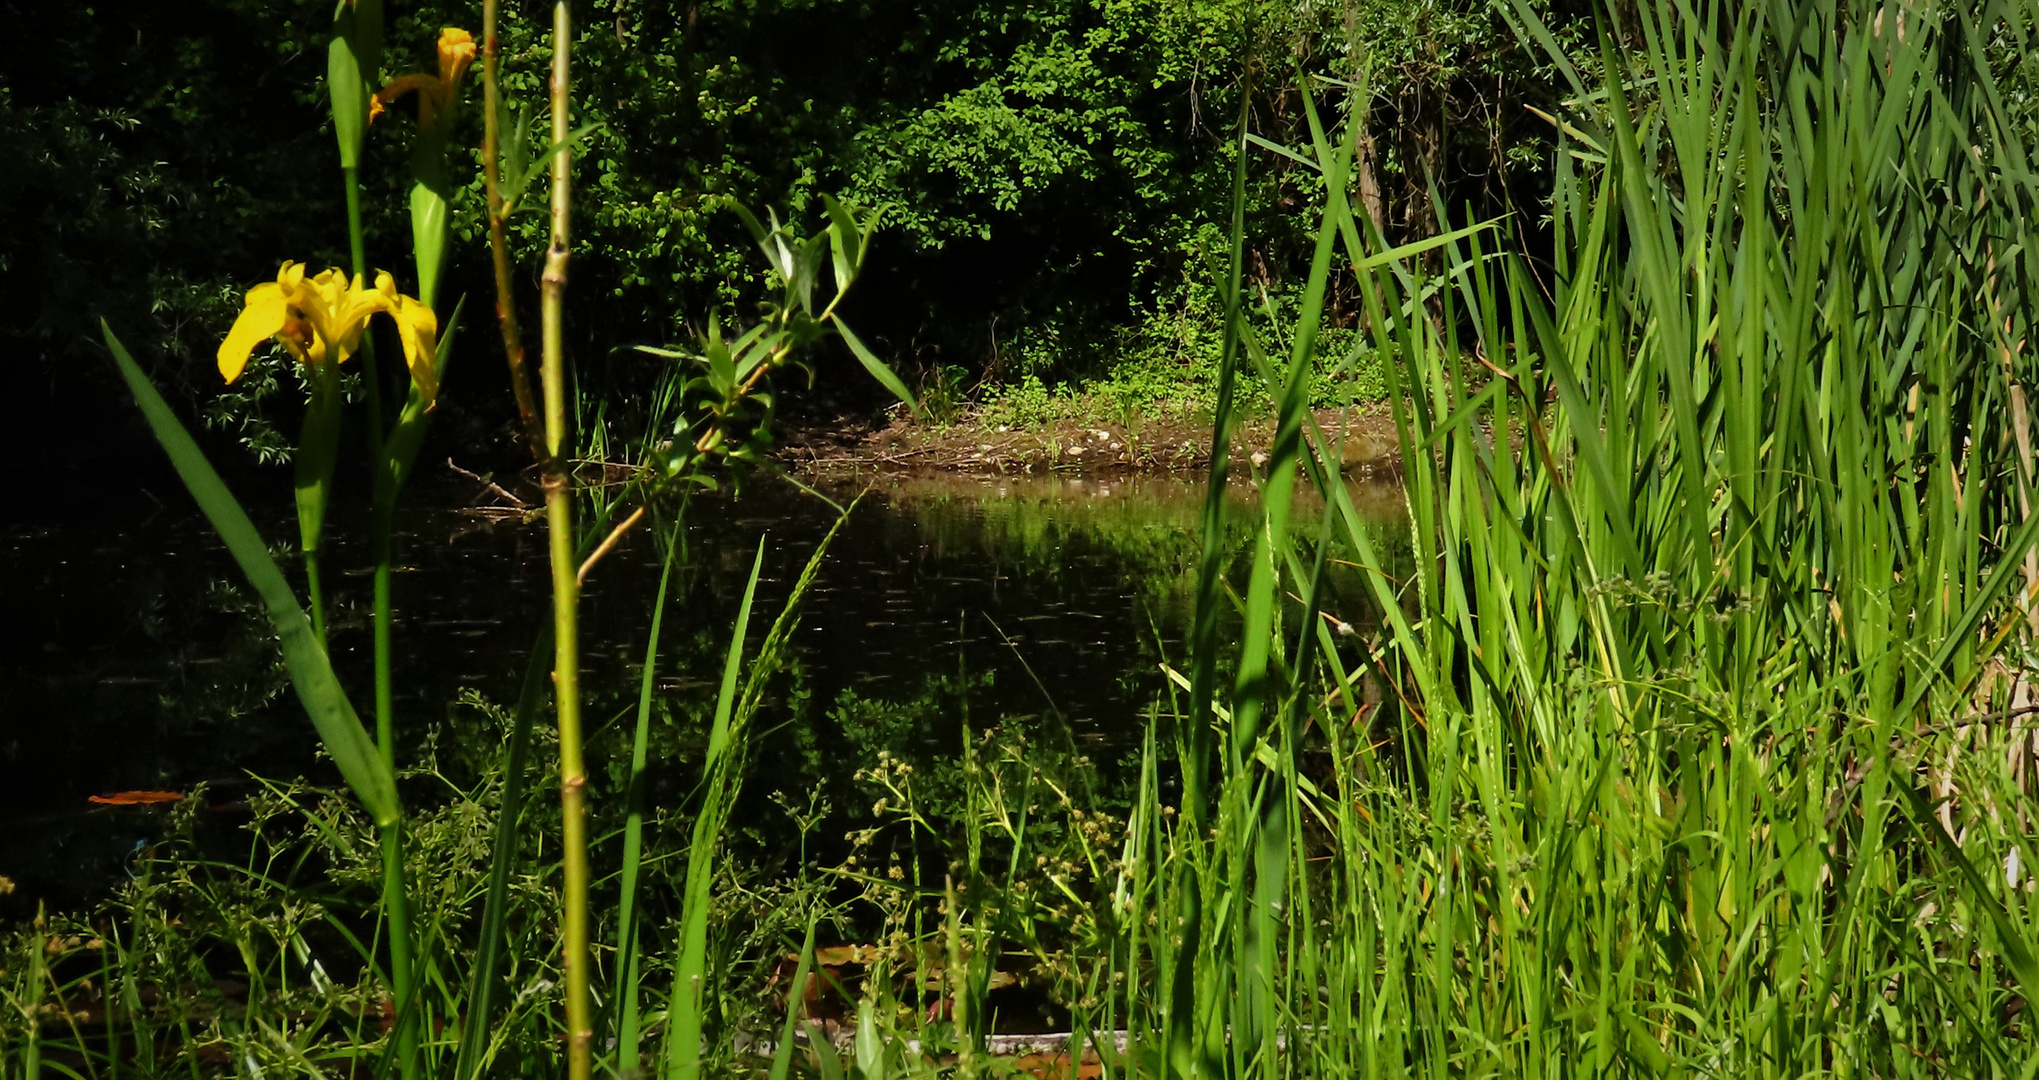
[1110,0,2039,1074]
[691,0,2039,1075]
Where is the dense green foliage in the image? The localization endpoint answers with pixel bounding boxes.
[4,0,1573,450]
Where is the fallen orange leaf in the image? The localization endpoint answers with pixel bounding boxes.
[1013,1053,1104,1079]
[88,791,185,806]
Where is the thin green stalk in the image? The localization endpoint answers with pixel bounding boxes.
[100,923,118,1080]
[342,167,368,281]
[24,907,43,1080]
[476,2,578,1068]
[537,7,591,1080]
[371,510,398,770]
[374,828,417,1079]
[480,0,547,464]
[360,31,473,1069]
[336,24,412,1080]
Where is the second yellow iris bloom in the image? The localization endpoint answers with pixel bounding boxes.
[370,28,476,136]
[217,262,439,407]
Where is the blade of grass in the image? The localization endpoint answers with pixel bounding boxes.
[665,539,766,1080]
[614,510,687,1073]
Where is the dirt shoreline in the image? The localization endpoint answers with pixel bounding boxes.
[776,406,1404,478]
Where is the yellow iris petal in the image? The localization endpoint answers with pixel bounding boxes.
[217,263,437,403]
[385,283,441,408]
[436,29,476,90]
[371,29,472,133]
[218,282,291,383]
[370,73,440,125]
[324,272,386,363]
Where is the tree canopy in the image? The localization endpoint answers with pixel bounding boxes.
[3,0,1575,454]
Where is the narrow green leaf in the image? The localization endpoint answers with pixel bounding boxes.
[821,193,861,299]
[1900,780,2039,998]
[767,920,818,1080]
[832,318,917,410]
[736,331,786,382]
[502,99,532,197]
[705,540,766,768]
[792,234,826,314]
[456,625,551,1080]
[1245,132,1320,173]
[806,1022,845,1080]
[853,1003,881,1080]
[667,540,767,1080]
[615,515,684,1073]
[1352,216,1503,272]
[725,200,790,279]
[523,122,604,195]
[502,120,601,217]
[102,321,399,826]
[1901,507,2039,717]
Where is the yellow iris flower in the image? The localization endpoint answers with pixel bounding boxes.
[217,262,440,407]
[370,28,476,135]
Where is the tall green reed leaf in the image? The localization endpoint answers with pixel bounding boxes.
[1184,101,1252,824]
[663,539,764,1080]
[614,513,687,1073]
[767,921,819,1080]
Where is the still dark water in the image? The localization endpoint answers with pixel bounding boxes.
[1,469,1405,911]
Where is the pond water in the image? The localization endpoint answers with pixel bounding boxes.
[1,469,1406,910]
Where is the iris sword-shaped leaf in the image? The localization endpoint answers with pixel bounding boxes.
[327,0,382,175]
[105,322,399,827]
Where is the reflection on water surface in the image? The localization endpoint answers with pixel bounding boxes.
[1,469,1404,906]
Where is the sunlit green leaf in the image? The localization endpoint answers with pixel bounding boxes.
[833,318,917,411]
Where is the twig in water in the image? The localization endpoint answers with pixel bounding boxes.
[577,505,647,589]
[982,612,1064,721]
[448,458,533,508]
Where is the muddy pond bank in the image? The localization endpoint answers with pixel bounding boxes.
[775,406,1405,477]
